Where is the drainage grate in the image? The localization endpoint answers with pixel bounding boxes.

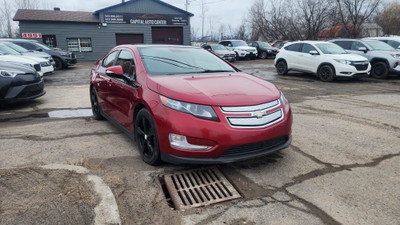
[163,168,241,210]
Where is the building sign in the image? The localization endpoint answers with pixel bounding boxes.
[22,33,42,38]
[104,13,188,25]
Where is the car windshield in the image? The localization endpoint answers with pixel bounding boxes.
[4,43,29,53]
[231,40,247,47]
[258,42,271,48]
[363,40,395,51]
[35,42,52,50]
[138,46,236,76]
[0,44,21,55]
[210,44,227,51]
[315,43,348,54]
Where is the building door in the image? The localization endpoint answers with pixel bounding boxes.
[115,34,144,45]
[152,27,183,45]
[42,35,57,48]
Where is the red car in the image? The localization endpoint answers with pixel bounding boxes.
[90,45,293,165]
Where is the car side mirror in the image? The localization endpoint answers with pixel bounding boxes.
[36,48,43,52]
[358,47,367,53]
[309,50,319,55]
[106,65,124,77]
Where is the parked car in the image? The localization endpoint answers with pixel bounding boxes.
[248,41,279,59]
[330,39,400,78]
[0,39,76,70]
[364,37,400,50]
[0,62,45,104]
[274,41,371,82]
[0,41,55,66]
[0,43,53,76]
[273,41,288,49]
[202,43,236,62]
[90,45,292,165]
[219,40,258,59]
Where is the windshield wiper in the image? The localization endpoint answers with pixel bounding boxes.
[197,70,235,73]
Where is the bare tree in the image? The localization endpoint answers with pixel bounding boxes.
[14,0,42,9]
[375,2,400,35]
[0,0,14,37]
[335,0,381,38]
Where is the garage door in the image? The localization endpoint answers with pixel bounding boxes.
[152,27,183,45]
[115,34,144,45]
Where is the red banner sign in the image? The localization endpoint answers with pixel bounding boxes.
[22,33,42,38]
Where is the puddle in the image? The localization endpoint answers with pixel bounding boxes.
[48,109,93,118]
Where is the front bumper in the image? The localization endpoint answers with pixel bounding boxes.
[389,61,400,74]
[237,51,258,58]
[335,63,371,78]
[41,65,54,75]
[0,79,45,103]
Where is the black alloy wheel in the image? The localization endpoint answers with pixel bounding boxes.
[318,65,335,82]
[371,62,388,79]
[53,57,63,70]
[90,88,104,120]
[276,60,288,75]
[134,109,161,165]
[260,51,268,59]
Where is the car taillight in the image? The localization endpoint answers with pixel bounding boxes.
[277,50,280,54]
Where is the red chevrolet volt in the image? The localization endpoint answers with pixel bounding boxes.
[90,45,292,165]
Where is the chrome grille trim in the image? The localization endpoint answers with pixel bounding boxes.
[226,109,284,128]
[220,100,280,113]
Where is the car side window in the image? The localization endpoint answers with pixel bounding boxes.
[334,41,351,50]
[17,42,35,50]
[301,44,317,53]
[285,43,302,52]
[116,50,135,78]
[351,41,366,50]
[102,51,119,68]
[387,40,400,49]
[220,41,228,46]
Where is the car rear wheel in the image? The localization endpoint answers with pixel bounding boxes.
[90,88,104,120]
[318,65,335,82]
[371,62,388,79]
[276,60,288,75]
[54,57,64,70]
[260,52,267,59]
[134,109,161,165]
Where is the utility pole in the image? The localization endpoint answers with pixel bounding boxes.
[201,0,205,42]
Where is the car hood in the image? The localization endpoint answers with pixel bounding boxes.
[324,54,369,61]
[234,46,257,51]
[147,73,280,106]
[214,49,235,55]
[23,52,51,58]
[0,55,39,65]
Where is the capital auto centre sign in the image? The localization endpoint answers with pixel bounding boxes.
[104,13,188,25]
[22,33,42,38]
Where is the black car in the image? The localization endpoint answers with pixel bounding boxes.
[0,39,77,70]
[0,62,45,104]
[248,41,279,59]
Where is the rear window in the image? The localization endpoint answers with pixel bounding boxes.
[284,43,302,52]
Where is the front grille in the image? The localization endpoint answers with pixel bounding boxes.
[221,136,288,157]
[17,81,44,98]
[33,64,41,71]
[351,61,369,71]
[220,100,283,128]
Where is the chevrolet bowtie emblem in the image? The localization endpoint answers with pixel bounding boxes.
[253,111,265,118]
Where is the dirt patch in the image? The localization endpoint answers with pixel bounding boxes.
[0,167,98,225]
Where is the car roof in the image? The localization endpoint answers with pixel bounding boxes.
[364,37,400,41]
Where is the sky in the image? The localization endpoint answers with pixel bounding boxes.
[45,0,258,37]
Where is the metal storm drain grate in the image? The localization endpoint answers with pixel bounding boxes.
[163,168,241,210]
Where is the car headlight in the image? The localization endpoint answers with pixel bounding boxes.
[280,91,288,107]
[267,50,272,53]
[334,59,352,65]
[59,52,68,56]
[160,95,219,121]
[390,54,400,59]
[0,70,20,77]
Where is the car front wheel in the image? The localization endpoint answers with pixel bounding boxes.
[371,62,388,79]
[90,88,104,120]
[54,57,64,70]
[276,60,288,75]
[318,65,335,82]
[260,52,267,59]
[134,109,161,165]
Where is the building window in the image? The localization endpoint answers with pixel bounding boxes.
[66,38,92,52]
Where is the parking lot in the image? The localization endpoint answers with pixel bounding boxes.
[1,59,399,225]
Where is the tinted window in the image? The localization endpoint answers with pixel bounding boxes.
[301,44,317,53]
[334,41,352,50]
[285,43,302,52]
[115,50,135,78]
[351,41,366,50]
[219,41,229,46]
[387,40,400,49]
[16,42,35,50]
[102,51,119,68]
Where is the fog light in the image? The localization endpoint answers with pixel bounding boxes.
[169,134,212,151]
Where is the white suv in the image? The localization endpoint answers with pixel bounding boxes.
[219,40,258,59]
[274,41,371,81]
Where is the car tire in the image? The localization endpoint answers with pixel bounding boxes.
[134,108,161,166]
[318,65,335,82]
[260,52,267,59]
[276,60,288,75]
[371,62,388,79]
[90,88,104,120]
[54,57,64,70]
